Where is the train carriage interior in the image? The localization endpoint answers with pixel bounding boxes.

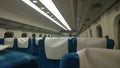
[0,0,120,68]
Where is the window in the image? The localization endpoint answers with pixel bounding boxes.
[21,33,27,37]
[39,34,42,37]
[32,34,36,38]
[4,32,14,38]
[96,25,103,38]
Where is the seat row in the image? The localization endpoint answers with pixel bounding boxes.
[0,46,38,68]
[60,38,118,68]
[0,37,114,68]
[60,48,120,68]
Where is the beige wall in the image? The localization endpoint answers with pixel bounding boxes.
[79,2,120,49]
[0,28,58,38]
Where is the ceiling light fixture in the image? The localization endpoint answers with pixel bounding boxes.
[53,18,56,20]
[22,0,67,30]
[46,12,50,14]
[39,0,71,31]
[50,15,54,17]
[32,0,38,3]
[41,7,45,10]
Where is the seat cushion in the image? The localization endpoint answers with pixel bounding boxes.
[60,53,79,68]
[0,50,38,68]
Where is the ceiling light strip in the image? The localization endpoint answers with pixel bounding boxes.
[39,0,71,31]
[22,0,67,30]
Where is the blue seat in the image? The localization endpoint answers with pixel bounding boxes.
[106,39,114,49]
[31,38,41,68]
[32,38,42,56]
[72,38,114,52]
[38,39,59,68]
[60,48,120,68]
[38,38,74,68]
[68,38,77,52]
[59,53,79,68]
[16,38,33,55]
[0,50,38,68]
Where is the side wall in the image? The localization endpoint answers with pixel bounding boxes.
[79,2,120,49]
[0,28,59,38]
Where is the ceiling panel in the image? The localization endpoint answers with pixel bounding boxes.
[0,0,118,35]
[0,0,67,32]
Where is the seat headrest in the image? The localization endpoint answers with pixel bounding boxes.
[45,38,68,60]
[77,38,106,50]
[4,38,14,48]
[77,48,120,68]
[17,38,29,48]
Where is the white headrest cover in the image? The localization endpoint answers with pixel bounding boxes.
[4,38,14,48]
[77,48,120,68]
[17,38,29,48]
[35,37,42,45]
[0,45,10,51]
[77,38,106,50]
[45,38,68,60]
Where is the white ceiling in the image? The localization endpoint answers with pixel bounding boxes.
[0,0,118,35]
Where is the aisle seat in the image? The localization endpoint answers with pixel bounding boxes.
[60,48,120,68]
[16,38,33,55]
[0,45,38,68]
[38,37,75,68]
[72,38,114,52]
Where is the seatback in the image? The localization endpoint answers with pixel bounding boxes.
[38,37,74,68]
[60,48,120,68]
[72,38,114,52]
[60,53,79,68]
[16,38,32,55]
[0,38,4,45]
[106,39,114,49]
[0,50,39,68]
[32,37,43,56]
[68,38,77,52]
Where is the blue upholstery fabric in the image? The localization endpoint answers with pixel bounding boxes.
[106,39,114,49]
[0,38,4,45]
[68,39,73,52]
[13,38,18,51]
[32,38,40,56]
[32,38,41,68]
[72,38,77,52]
[16,38,33,55]
[60,53,79,68]
[68,38,77,52]
[38,39,59,68]
[0,50,38,68]
[37,38,74,68]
